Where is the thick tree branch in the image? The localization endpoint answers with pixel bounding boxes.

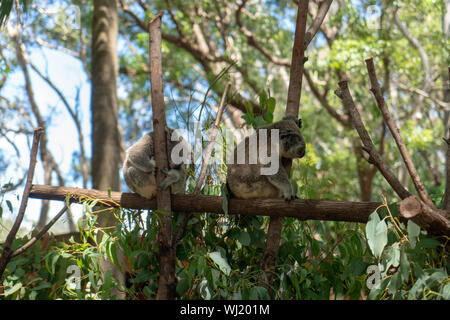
[28,185,381,223]
[260,0,310,293]
[400,195,450,236]
[149,13,176,300]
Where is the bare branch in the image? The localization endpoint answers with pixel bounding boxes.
[304,0,333,48]
[174,83,231,245]
[235,1,291,67]
[396,83,450,110]
[335,80,411,200]
[10,204,69,258]
[0,128,43,279]
[393,9,431,91]
[365,58,435,208]
[400,195,450,236]
[304,69,351,126]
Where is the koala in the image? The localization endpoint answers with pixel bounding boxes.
[122,127,188,199]
[227,115,306,201]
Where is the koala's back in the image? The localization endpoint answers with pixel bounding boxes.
[226,117,305,200]
[227,134,281,199]
[123,129,188,198]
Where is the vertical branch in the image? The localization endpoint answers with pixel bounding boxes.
[0,128,43,279]
[195,83,231,194]
[173,83,231,246]
[149,13,176,300]
[365,58,435,208]
[443,67,450,210]
[335,81,411,200]
[285,0,309,117]
[259,0,310,293]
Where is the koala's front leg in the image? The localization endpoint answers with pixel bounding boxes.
[157,166,183,191]
[266,166,297,202]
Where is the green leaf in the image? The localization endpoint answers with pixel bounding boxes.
[207,251,231,276]
[143,286,153,298]
[0,0,13,27]
[383,243,400,273]
[442,282,450,300]
[399,245,410,282]
[237,231,251,246]
[32,282,52,291]
[221,183,229,215]
[387,271,402,295]
[267,97,276,112]
[253,116,266,129]
[176,277,189,296]
[407,220,421,248]
[264,111,273,124]
[198,279,211,300]
[4,283,22,297]
[249,286,270,300]
[366,212,388,259]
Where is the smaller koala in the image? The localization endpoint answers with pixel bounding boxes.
[122,128,187,199]
[227,115,306,201]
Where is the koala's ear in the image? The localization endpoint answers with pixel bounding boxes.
[298,118,303,128]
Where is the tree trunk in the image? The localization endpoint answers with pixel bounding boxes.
[90,0,125,299]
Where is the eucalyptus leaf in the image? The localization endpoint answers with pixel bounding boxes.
[366,212,388,259]
[4,283,22,297]
[407,220,421,248]
[208,251,231,276]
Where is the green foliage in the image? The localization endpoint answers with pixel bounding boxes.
[1,189,448,300]
[242,91,276,128]
[365,201,449,300]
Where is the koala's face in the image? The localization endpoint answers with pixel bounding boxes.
[280,132,306,158]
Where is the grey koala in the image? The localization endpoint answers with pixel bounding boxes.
[122,128,188,199]
[227,115,306,201]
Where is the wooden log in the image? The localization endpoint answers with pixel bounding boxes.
[399,195,450,236]
[29,184,381,223]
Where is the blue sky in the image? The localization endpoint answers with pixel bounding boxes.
[1,44,91,233]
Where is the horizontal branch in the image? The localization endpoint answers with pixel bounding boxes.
[399,195,450,236]
[29,185,381,224]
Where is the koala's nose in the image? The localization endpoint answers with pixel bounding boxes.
[298,146,306,158]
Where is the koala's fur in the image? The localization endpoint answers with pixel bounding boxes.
[227,115,306,201]
[122,128,187,199]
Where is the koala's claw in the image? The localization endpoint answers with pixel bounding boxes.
[284,194,298,202]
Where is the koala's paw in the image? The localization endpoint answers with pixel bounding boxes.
[157,168,177,190]
[157,180,169,191]
[283,193,298,203]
